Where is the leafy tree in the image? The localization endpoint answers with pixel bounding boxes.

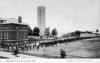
[69,32,76,37]
[33,27,40,36]
[74,30,81,38]
[44,27,50,37]
[85,31,93,34]
[28,26,33,36]
[51,28,57,38]
[96,29,99,32]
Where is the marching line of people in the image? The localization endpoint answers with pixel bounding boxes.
[1,40,65,52]
[1,40,67,58]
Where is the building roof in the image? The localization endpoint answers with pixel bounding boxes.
[0,17,6,20]
[0,23,28,26]
[0,18,28,25]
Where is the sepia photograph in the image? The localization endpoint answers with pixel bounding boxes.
[0,0,99,62]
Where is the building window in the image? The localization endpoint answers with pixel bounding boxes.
[6,27,8,29]
[16,32,19,39]
[1,33,2,39]
[3,26,8,30]
[16,27,19,29]
[4,27,6,30]
[4,33,8,39]
[4,33,6,39]
[7,33,8,39]
[23,27,26,30]
[24,32,26,39]
[0,27,2,30]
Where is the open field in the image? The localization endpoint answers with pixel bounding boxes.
[23,37,100,58]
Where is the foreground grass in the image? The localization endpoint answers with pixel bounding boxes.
[39,37,100,58]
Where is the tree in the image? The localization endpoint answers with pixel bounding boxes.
[28,26,33,36]
[74,30,81,38]
[44,27,50,37]
[33,27,40,36]
[96,29,99,32]
[51,28,58,38]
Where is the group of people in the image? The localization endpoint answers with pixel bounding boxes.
[4,42,40,51]
[1,40,67,58]
[1,37,74,52]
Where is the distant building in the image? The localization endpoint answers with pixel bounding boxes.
[37,6,46,36]
[0,17,28,46]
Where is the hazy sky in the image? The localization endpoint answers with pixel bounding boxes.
[0,0,99,34]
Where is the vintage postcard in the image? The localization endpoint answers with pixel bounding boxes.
[0,0,99,63]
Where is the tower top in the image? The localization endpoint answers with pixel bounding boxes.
[38,6,45,8]
[37,5,46,36]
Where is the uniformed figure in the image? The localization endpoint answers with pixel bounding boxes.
[37,45,40,51]
[13,48,19,57]
[60,49,66,58]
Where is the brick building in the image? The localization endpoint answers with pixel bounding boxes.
[0,17,28,46]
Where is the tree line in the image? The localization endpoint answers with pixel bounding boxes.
[62,29,100,39]
[28,26,58,38]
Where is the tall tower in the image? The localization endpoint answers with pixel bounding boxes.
[37,6,45,36]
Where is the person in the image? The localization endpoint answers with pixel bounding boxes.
[32,44,35,49]
[37,45,40,51]
[13,48,19,57]
[7,45,9,50]
[29,45,32,50]
[60,49,66,58]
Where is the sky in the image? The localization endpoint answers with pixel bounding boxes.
[0,0,99,34]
